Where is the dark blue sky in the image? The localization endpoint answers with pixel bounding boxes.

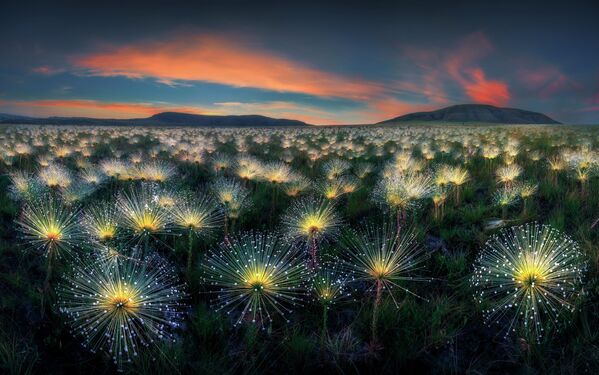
[1,0,598,124]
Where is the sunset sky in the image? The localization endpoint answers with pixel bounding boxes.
[1,1,598,124]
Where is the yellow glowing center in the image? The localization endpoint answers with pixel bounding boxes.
[320,288,333,301]
[516,264,545,289]
[387,192,405,207]
[108,291,139,312]
[247,273,271,292]
[98,227,116,240]
[300,215,325,236]
[183,215,204,229]
[138,212,158,232]
[369,262,390,279]
[221,192,234,203]
[45,231,62,241]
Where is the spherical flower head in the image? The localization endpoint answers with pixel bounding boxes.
[312,264,353,307]
[57,253,186,371]
[340,224,430,305]
[202,232,309,326]
[495,164,523,184]
[171,193,221,235]
[83,202,120,243]
[16,195,83,257]
[282,196,341,243]
[117,183,171,240]
[471,223,586,340]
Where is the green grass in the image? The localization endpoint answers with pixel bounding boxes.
[0,123,599,373]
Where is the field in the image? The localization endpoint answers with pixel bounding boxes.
[1,123,598,374]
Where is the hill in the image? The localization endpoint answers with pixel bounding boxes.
[0,112,309,127]
[378,104,560,124]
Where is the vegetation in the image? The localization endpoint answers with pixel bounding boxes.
[1,123,599,374]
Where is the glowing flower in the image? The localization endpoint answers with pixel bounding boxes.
[203,232,308,326]
[471,223,586,340]
[57,253,186,370]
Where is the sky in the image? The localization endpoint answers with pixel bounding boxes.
[1,0,598,125]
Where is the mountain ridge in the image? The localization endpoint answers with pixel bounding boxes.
[0,104,561,126]
[378,104,560,124]
[0,111,309,127]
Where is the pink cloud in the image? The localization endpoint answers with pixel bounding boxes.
[72,34,384,100]
[32,66,65,75]
[517,65,580,97]
[403,32,511,107]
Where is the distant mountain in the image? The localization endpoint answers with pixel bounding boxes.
[378,104,561,124]
[0,112,310,127]
[146,112,307,127]
[0,113,38,122]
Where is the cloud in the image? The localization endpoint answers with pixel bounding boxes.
[32,66,65,75]
[72,34,384,100]
[0,98,349,124]
[517,65,580,97]
[461,68,510,106]
[402,32,511,106]
[444,32,510,106]
[577,93,599,112]
[349,98,437,124]
[0,99,208,118]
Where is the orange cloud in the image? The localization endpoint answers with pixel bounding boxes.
[0,99,347,124]
[445,33,510,106]
[404,32,511,107]
[462,68,510,106]
[0,99,208,118]
[350,98,437,124]
[72,35,384,100]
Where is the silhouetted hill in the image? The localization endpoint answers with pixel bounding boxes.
[0,112,309,127]
[378,104,560,124]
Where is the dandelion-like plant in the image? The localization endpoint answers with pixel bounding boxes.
[82,201,120,245]
[16,195,83,315]
[322,158,351,180]
[38,163,72,189]
[211,178,251,239]
[494,186,520,219]
[446,166,469,206]
[282,197,341,267]
[284,174,311,197]
[170,193,222,272]
[312,264,353,342]
[117,184,171,254]
[516,181,538,215]
[135,160,176,183]
[341,224,429,343]
[373,171,436,234]
[57,253,186,371]
[471,223,586,341]
[202,232,308,327]
[496,164,523,187]
[262,161,293,225]
[8,170,42,202]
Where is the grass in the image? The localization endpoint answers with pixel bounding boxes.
[0,123,598,373]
